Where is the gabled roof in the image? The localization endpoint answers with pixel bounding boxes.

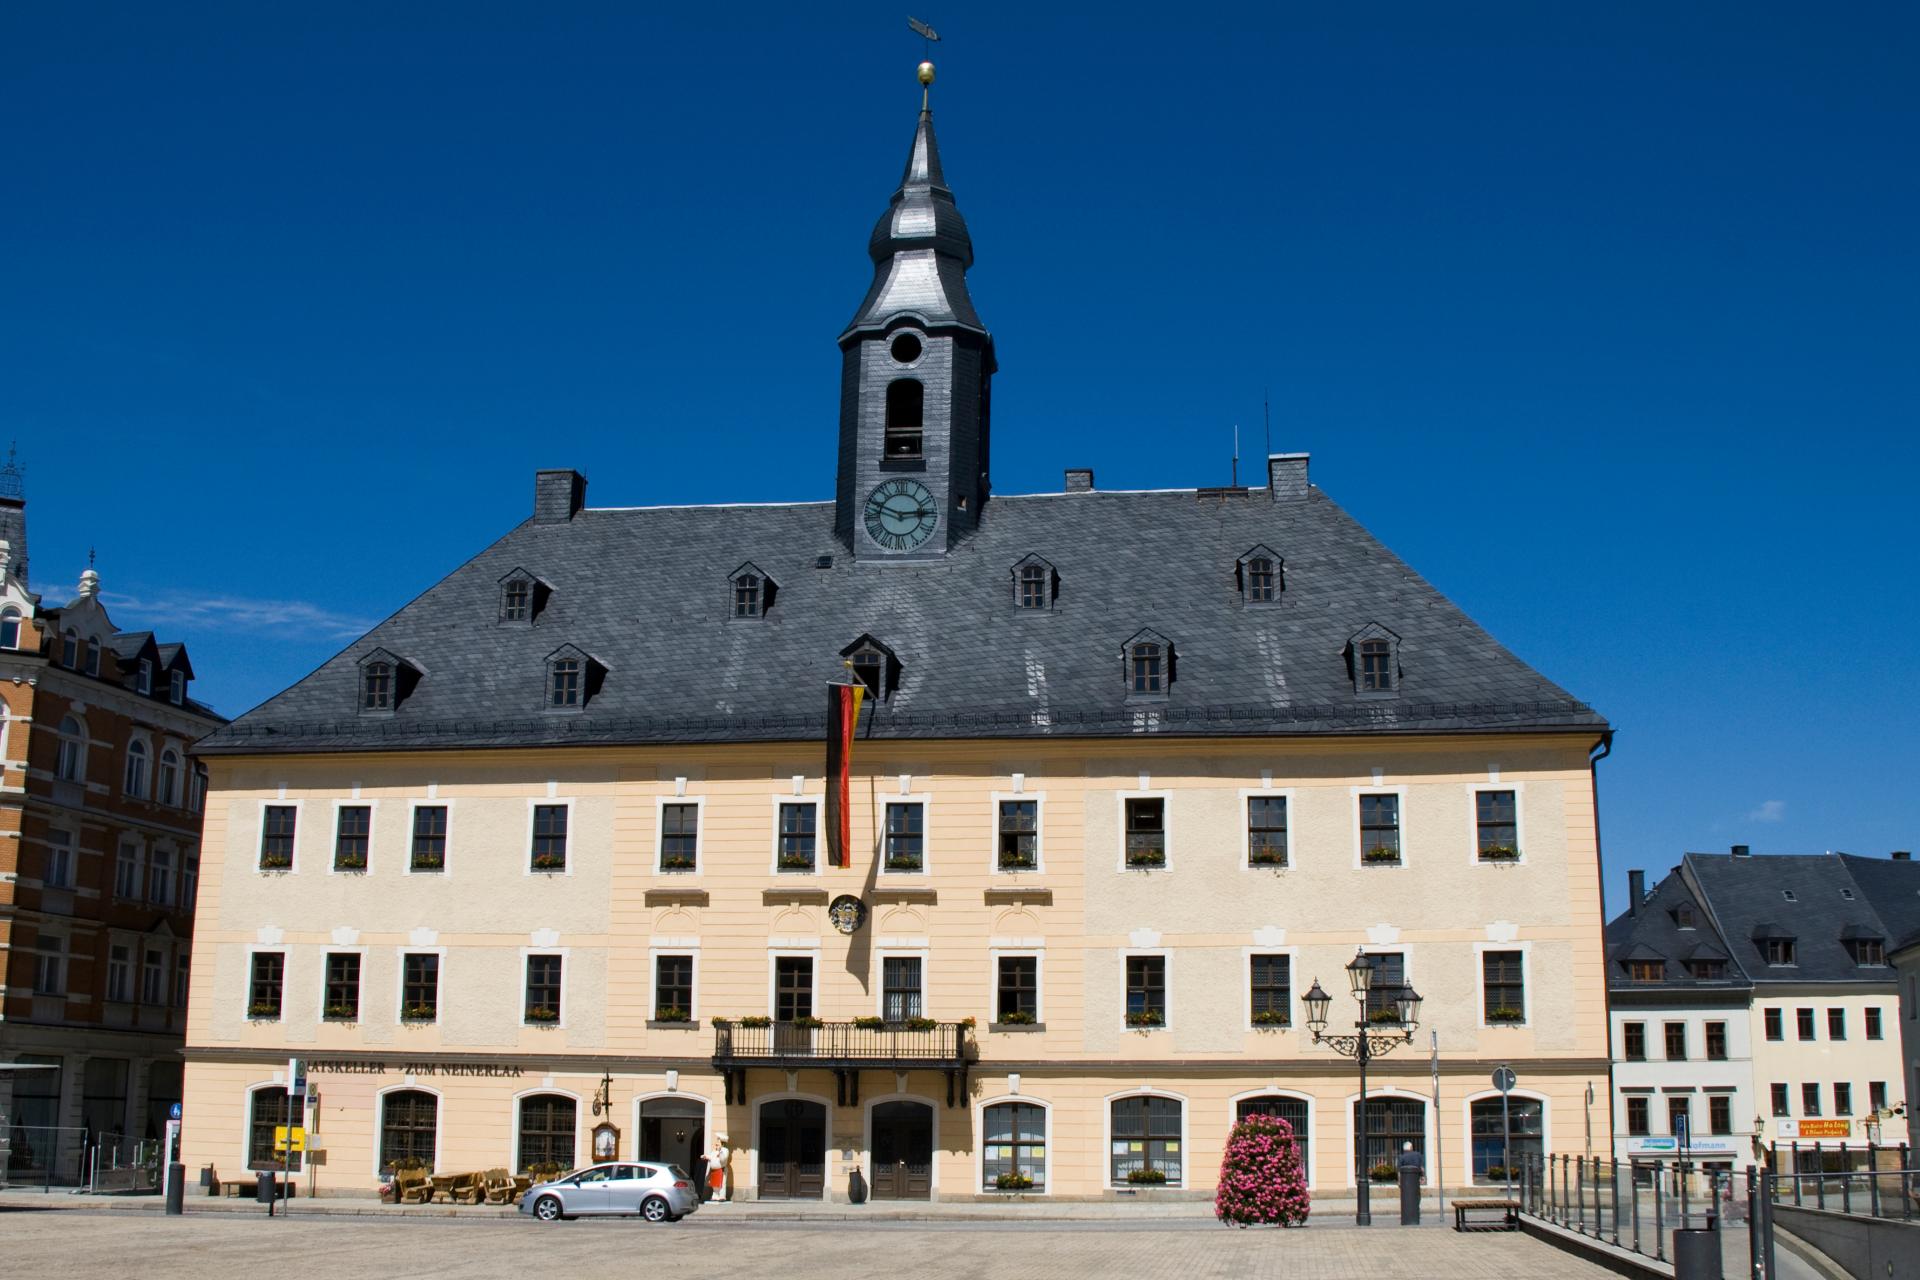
[196,486,1606,756]
[1835,853,1920,948]
[1683,852,1903,985]
[1604,868,1750,995]
[155,642,194,679]
[110,631,158,664]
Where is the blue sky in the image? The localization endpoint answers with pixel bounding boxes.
[4,3,1915,910]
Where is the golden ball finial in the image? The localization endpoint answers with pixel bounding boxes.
[917,60,936,87]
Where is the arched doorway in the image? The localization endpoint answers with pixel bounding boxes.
[757,1099,826,1199]
[1236,1094,1310,1180]
[869,1100,933,1200]
[639,1097,706,1180]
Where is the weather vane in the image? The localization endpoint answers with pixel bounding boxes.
[909,16,941,108]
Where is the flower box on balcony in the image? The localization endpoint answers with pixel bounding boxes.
[851,1015,886,1030]
[1362,846,1402,865]
[1126,1168,1167,1185]
[1478,845,1521,863]
[1124,1010,1165,1029]
[737,1015,772,1028]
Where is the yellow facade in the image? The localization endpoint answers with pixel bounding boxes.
[183,732,1613,1199]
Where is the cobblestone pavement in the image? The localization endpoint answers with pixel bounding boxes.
[0,1210,1620,1280]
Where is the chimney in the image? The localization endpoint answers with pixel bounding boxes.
[1064,468,1094,493]
[1627,869,1645,915]
[1894,851,1912,862]
[1731,844,1751,858]
[1268,453,1309,501]
[534,470,588,524]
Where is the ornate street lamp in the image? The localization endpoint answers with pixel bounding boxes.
[1304,948,1423,1226]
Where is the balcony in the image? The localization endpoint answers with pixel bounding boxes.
[711,1018,974,1106]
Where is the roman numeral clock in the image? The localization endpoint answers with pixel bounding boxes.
[863,478,938,552]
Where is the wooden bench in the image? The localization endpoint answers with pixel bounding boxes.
[1453,1199,1520,1231]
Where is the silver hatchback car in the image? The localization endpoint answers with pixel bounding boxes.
[519,1162,700,1223]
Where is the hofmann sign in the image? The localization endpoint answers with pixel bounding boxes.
[1625,1135,1741,1156]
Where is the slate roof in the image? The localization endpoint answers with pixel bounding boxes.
[1606,868,1750,997]
[1682,853,1902,985]
[197,483,1606,756]
[1836,853,1920,956]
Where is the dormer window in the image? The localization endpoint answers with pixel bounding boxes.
[884,380,924,459]
[137,658,153,695]
[1674,905,1695,929]
[85,640,99,676]
[1122,629,1173,698]
[356,648,420,715]
[544,645,604,711]
[841,635,899,701]
[497,569,550,625]
[1236,545,1283,605]
[1690,958,1727,980]
[0,608,19,649]
[1627,959,1663,983]
[1845,937,1886,967]
[1763,937,1796,966]
[169,670,185,705]
[1010,555,1056,611]
[729,563,777,619]
[363,662,394,711]
[1347,624,1401,697]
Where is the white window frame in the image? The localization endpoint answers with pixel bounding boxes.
[395,946,449,1024]
[243,944,288,1021]
[877,793,932,877]
[33,931,66,996]
[114,835,145,901]
[123,733,153,799]
[328,797,379,876]
[1352,785,1410,869]
[1243,945,1301,1033]
[767,948,821,1020]
[519,948,569,1028]
[989,948,1044,1026]
[371,1083,443,1179]
[1474,941,1533,1027]
[137,658,153,694]
[41,827,74,889]
[169,669,185,705]
[768,794,823,875]
[1102,1087,1189,1189]
[243,1078,306,1174]
[1343,1084,1435,1188]
[255,798,302,874]
[1116,789,1173,874]
[976,1094,1054,1196]
[147,843,177,906]
[141,944,167,1006]
[875,947,932,1020]
[404,799,454,877]
[1226,1088,1317,1190]
[988,791,1045,875]
[54,714,88,782]
[318,946,368,1022]
[655,794,705,877]
[526,797,575,878]
[1466,782,1527,867]
[1459,1088,1551,1187]
[107,941,133,1003]
[157,745,182,807]
[648,946,702,1022]
[1120,946,1173,1033]
[1238,786,1296,871]
[513,1085,587,1174]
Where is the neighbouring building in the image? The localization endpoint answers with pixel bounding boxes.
[0,455,224,1182]
[1846,852,1920,1155]
[1607,849,1915,1177]
[181,68,1615,1201]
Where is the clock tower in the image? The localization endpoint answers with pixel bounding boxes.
[835,63,995,561]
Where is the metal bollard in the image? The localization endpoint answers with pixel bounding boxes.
[1610,1158,1621,1245]
[1653,1166,1666,1261]
[165,1163,185,1215]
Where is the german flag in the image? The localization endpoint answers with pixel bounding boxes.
[825,682,866,868]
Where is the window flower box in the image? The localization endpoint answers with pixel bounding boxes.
[995,1172,1035,1192]
[530,853,566,872]
[1248,851,1288,868]
[789,1015,824,1030]
[1126,1168,1167,1185]
[998,853,1037,871]
[1124,1010,1165,1029]
[524,1005,560,1024]
[997,1010,1037,1026]
[777,854,815,872]
[1483,1165,1510,1182]
[660,854,697,873]
[410,852,445,872]
[259,852,292,871]
[901,1016,938,1032]
[1367,1008,1404,1026]
[1486,1007,1524,1025]
[247,1002,281,1020]
[737,1015,772,1028]
[334,853,367,872]
[322,1003,358,1022]
[401,1003,437,1024]
[1478,845,1521,863]
[1369,1163,1397,1183]
[884,854,923,873]
[1362,846,1401,865]
[1124,850,1166,869]
[1251,1010,1290,1028]
[653,1007,691,1024]
[851,1015,887,1030]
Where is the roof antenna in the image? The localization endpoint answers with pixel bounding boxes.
[1231,424,1239,487]
[909,17,941,110]
[1263,388,1271,459]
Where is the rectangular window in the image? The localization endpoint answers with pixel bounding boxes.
[1769,1084,1789,1117]
[1358,638,1393,692]
[531,804,568,871]
[324,953,360,1020]
[1705,1022,1727,1061]
[882,956,924,1022]
[524,955,562,1023]
[774,956,813,1022]
[33,935,64,996]
[1482,951,1525,1024]
[1664,1022,1687,1061]
[549,659,581,707]
[1624,1022,1646,1061]
[1364,952,1407,1022]
[1359,793,1401,863]
[1764,1008,1783,1041]
[777,802,816,871]
[1250,953,1290,1026]
[1848,938,1886,966]
[410,806,448,871]
[1833,1083,1852,1116]
[1627,959,1663,982]
[182,855,198,910]
[1247,796,1288,867]
[1667,1096,1690,1140]
[402,953,439,1022]
[660,803,699,872]
[1125,955,1166,1027]
[1827,1008,1846,1040]
[248,952,284,1019]
[1626,1097,1649,1136]
[502,579,530,622]
[1709,1095,1732,1136]
[107,945,131,1002]
[1866,1007,1882,1040]
[148,848,173,906]
[997,799,1038,870]
[1765,938,1797,966]
[1869,1081,1887,1113]
[115,840,142,900]
[996,956,1038,1024]
[43,830,72,888]
[1123,797,1165,867]
[1475,790,1518,859]
[982,1101,1047,1192]
[654,954,693,1020]
[142,948,165,1004]
[175,955,190,1007]
[334,805,371,871]
[883,802,923,872]
[260,805,296,870]
[1795,1008,1815,1041]
[1800,1083,1821,1116]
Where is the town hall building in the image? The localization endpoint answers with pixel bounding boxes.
[180,68,1615,1200]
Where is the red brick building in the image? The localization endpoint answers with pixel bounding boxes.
[0,458,223,1180]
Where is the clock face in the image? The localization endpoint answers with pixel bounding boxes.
[863,478,938,551]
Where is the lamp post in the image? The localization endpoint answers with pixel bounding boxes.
[1304,949,1423,1226]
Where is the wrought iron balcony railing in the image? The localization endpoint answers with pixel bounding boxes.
[710,1019,970,1067]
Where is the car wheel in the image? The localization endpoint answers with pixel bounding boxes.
[533,1195,564,1222]
[641,1196,670,1223]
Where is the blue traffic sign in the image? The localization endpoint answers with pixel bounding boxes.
[169,1103,182,1120]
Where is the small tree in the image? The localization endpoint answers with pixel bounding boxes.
[1214,1113,1311,1227]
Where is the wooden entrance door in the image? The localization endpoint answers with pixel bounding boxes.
[869,1101,933,1200]
[757,1100,826,1199]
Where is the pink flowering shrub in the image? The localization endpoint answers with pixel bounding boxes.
[1214,1114,1311,1227]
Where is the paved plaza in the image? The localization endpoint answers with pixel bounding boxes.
[0,1209,1625,1280]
